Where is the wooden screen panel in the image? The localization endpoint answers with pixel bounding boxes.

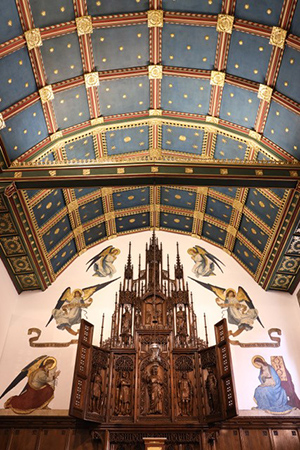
[202,429,241,450]
[271,429,300,450]
[69,319,94,419]
[38,429,71,450]
[215,319,237,420]
[0,429,11,450]
[8,429,39,450]
[240,429,272,450]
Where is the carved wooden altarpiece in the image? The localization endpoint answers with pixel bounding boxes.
[70,233,237,450]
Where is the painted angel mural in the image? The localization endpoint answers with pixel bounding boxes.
[187,245,224,277]
[189,279,264,337]
[46,278,119,335]
[252,355,300,414]
[86,245,120,277]
[0,355,60,414]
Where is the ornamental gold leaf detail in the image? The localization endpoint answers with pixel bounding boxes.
[233,199,243,212]
[210,71,225,87]
[206,115,219,124]
[0,113,5,130]
[67,200,78,213]
[148,65,163,79]
[269,27,287,49]
[194,211,204,220]
[24,28,42,50]
[50,131,63,141]
[102,187,113,197]
[147,10,164,27]
[249,130,261,140]
[149,109,162,116]
[73,226,83,237]
[216,14,234,34]
[149,148,162,160]
[84,72,99,88]
[227,225,237,236]
[91,117,104,126]
[39,85,54,104]
[76,16,93,36]
[257,84,273,103]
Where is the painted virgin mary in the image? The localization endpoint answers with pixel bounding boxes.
[252,356,293,414]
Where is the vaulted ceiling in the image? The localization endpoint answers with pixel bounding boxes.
[0,0,299,293]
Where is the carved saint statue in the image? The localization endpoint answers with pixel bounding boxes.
[178,372,193,416]
[205,368,220,415]
[90,369,103,414]
[121,306,132,335]
[145,297,163,325]
[115,371,131,415]
[135,308,142,328]
[176,306,187,335]
[146,365,164,414]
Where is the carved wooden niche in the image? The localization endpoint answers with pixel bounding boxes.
[86,347,109,421]
[174,355,198,420]
[111,355,135,421]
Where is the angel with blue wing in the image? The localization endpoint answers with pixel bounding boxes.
[46,278,119,335]
[0,355,60,414]
[189,278,264,337]
[187,245,225,277]
[86,245,120,277]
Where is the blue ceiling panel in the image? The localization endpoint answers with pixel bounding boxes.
[219,84,261,128]
[0,101,48,162]
[113,187,150,210]
[235,0,284,26]
[65,135,96,161]
[41,33,83,85]
[116,212,150,232]
[162,125,204,154]
[290,0,300,35]
[106,126,148,155]
[40,152,55,164]
[276,46,300,104]
[74,187,101,199]
[161,187,196,210]
[98,76,149,116]
[239,215,269,253]
[0,1,23,45]
[245,188,279,228]
[264,100,300,159]
[162,24,218,70]
[233,238,260,274]
[79,197,104,224]
[0,48,37,111]
[214,135,248,160]
[32,189,66,227]
[92,25,149,71]
[160,212,193,232]
[30,0,75,28]
[51,239,77,274]
[87,0,148,15]
[25,189,41,199]
[202,222,226,246]
[210,187,238,198]
[205,197,232,224]
[161,76,211,115]
[257,150,271,160]
[84,222,107,246]
[268,188,286,199]
[53,85,90,130]
[163,0,222,14]
[226,31,272,84]
[43,216,72,252]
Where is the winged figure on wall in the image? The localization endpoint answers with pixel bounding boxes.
[0,355,60,414]
[46,278,119,335]
[86,245,120,277]
[187,245,225,277]
[189,278,264,337]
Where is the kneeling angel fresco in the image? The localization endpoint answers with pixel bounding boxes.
[86,245,120,277]
[252,356,300,414]
[0,356,60,414]
[46,278,119,335]
[187,245,224,277]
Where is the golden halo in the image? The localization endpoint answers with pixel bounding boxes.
[252,355,266,368]
[73,288,83,297]
[111,248,121,256]
[187,247,197,255]
[42,357,57,370]
[225,288,236,297]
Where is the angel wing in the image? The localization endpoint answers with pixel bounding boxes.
[0,355,47,399]
[81,278,120,301]
[188,278,226,301]
[237,286,264,328]
[45,287,72,327]
[202,248,225,273]
[86,245,113,272]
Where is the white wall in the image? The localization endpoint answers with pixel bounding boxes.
[0,230,299,415]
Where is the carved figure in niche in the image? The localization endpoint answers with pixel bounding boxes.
[145,364,164,414]
[121,306,132,334]
[178,372,193,416]
[188,245,224,277]
[149,343,161,363]
[205,368,220,415]
[90,369,103,413]
[176,306,187,335]
[1,356,60,414]
[167,310,172,327]
[145,296,163,325]
[86,245,120,278]
[135,308,142,328]
[189,279,264,337]
[115,371,131,415]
